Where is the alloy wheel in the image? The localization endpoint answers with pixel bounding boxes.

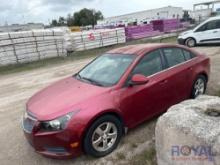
[186,38,196,47]
[194,78,205,97]
[92,122,118,152]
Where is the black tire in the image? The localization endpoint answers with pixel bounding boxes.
[83,115,123,157]
[191,75,207,99]
[185,38,196,47]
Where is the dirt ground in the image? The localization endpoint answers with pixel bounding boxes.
[0,46,220,165]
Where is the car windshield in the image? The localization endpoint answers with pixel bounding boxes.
[75,53,135,87]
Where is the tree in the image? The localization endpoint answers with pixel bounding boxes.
[182,11,190,21]
[73,12,81,26]
[94,11,104,22]
[58,16,66,26]
[50,8,104,27]
[67,14,74,26]
[51,19,58,27]
[73,8,104,27]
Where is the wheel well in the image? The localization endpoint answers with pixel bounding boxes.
[91,111,124,125]
[198,72,208,82]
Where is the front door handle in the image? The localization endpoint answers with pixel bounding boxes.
[213,31,218,33]
[188,67,193,71]
[159,80,168,84]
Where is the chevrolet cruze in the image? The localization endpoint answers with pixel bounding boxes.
[22,43,210,159]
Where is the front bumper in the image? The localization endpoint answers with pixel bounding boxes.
[177,38,185,45]
[22,115,83,159]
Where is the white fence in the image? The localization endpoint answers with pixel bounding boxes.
[0,28,127,66]
[65,28,126,52]
[0,29,65,66]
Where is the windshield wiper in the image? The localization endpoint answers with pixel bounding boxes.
[75,74,104,86]
[81,77,104,87]
[75,73,82,79]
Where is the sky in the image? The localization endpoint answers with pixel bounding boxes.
[0,0,219,25]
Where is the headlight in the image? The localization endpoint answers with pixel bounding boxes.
[40,110,80,131]
[179,32,184,37]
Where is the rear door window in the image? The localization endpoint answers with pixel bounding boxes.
[182,49,195,61]
[163,48,185,67]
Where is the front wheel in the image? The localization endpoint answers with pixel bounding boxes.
[185,38,196,47]
[191,75,207,98]
[83,115,123,157]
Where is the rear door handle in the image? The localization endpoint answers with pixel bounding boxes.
[213,31,218,33]
[188,67,193,71]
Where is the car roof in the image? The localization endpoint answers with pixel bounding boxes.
[209,15,220,20]
[107,43,182,56]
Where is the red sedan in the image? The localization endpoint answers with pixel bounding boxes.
[22,43,210,159]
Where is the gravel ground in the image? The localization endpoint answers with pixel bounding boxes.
[0,46,220,165]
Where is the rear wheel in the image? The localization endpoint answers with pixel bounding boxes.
[83,115,123,157]
[191,75,207,98]
[185,38,196,47]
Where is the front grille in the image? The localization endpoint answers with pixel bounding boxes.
[22,112,37,133]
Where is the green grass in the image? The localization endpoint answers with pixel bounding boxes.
[130,147,157,165]
[0,36,177,75]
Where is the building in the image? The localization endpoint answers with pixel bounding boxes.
[192,0,220,21]
[0,23,44,33]
[97,6,183,26]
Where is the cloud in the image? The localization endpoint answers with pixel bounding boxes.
[0,0,217,25]
[0,0,97,24]
[40,0,94,11]
[41,0,92,5]
[0,2,13,12]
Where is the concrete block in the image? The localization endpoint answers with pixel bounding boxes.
[156,95,220,165]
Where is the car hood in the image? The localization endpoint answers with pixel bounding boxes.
[179,30,193,37]
[27,76,110,121]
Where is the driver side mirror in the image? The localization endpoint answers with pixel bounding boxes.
[129,74,149,86]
